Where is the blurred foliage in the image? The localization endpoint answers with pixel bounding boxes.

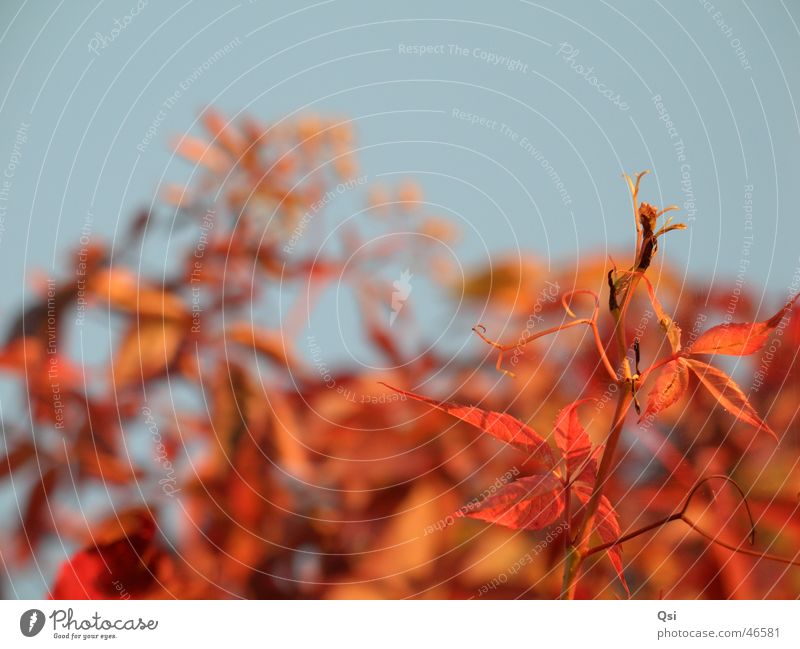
[1,111,798,599]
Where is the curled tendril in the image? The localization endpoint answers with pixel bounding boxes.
[678,474,756,545]
[471,324,516,377]
[472,288,618,381]
[561,288,600,321]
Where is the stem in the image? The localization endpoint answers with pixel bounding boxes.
[582,473,800,573]
[638,351,681,383]
[560,257,640,598]
[472,319,590,352]
[680,517,800,567]
[584,513,682,557]
[616,274,643,356]
[591,323,619,382]
[562,481,571,554]
[560,387,633,599]
[474,288,618,382]
[584,513,800,568]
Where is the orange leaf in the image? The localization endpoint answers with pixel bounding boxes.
[201,108,247,157]
[89,268,188,321]
[688,295,799,356]
[226,324,299,371]
[639,359,689,423]
[112,318,185,389]
[553,399,596,483]
[172,135,230,174]
[684,359,776,439]
[381,383,555,469]
[458,473,563,530]
[574,482,628,595]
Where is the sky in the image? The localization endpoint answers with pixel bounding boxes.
[0,1,799,308]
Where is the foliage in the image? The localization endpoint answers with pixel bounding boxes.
[1,113,799,599]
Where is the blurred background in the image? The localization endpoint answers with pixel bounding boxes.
[0,0,798,599]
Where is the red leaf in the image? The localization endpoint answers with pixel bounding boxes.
[458,473,563,530]
[688,295,799,356]
[0,441,36,478]
[639,359,689,423]
[574,482,628,596]
[50,510,168,599]
[17,467,59,560]
[684,359,776,439]
[381,383,555,468]
[554,399,596,483]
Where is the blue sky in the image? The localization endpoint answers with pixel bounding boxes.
[1,0,798,309]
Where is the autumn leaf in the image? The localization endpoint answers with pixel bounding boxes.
[78,449,141,486]
[688,295,799,356]
[553,399,596,483]
[574,482,629,595]
[458,473,563,531]
[89,268,188,321]
[201,108,247,158]
[50,512,169,599]
[684,359,776,439]
[172,135,231,174]
[226,323,299,371]
[112,318,185,389]
[639,359,689,423]
[381,383,555,469]
[17,467,59,560]
[0,441,36,479]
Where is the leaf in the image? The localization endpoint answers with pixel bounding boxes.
[574,482,628,596]
[50,511,168,599]
[458,473,563,531]
[553,399,596,483]
[226,324,299,371]
[201,108,247,157]
[0,441,36,478]
[688,295,799,356]
[112,318,185,389]
[78,449,141,485]
[684,359,776,439]
[172,135,230,174]
[18,467,59,560]
[639,359,689,423]
[380,383,555,469]
[89,268,188,321]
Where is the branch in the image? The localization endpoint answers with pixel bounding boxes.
[584,513,682,557]
[679,517,800,567]
[584,474,800,567]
